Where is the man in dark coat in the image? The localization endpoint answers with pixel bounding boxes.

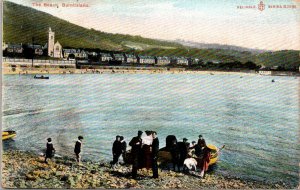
[110,135,122,167]
[45,138,55,163]
[74,136,83,163]
[198,135,206,147]
[170,138,180,171]
[129,131,143,179]
[177,138,189,170]
[151,131,159,178]
[120,136,127,162]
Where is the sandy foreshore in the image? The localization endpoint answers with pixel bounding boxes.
[3,68,261,76]
[2,150,292,189]
[3,68,299,76]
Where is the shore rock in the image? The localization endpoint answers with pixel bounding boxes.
[1,150,293,189]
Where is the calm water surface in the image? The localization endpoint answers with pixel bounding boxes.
[2,74,299,186]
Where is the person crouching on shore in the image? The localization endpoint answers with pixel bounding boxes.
[45,138,55,163]
[74,136,83,163]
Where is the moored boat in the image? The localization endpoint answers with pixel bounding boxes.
[2,130,17,140]
[34,75,49,79]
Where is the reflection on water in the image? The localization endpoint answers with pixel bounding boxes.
[2,74,299,186]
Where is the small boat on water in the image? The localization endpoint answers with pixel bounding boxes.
[34,75,49,79]
[2,130,16,140]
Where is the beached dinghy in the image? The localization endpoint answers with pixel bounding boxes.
[2,130,17,140]
[157,144,220,166]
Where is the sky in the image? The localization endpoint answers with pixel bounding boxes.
[5,0,300,50]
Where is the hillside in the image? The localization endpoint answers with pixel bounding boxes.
[3,1,300,69]
[3,1,182,51]
[2,1,254,62]
[174,40,267,54]
[254,50,300,70]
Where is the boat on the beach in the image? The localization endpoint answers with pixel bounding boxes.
[157,144,219,166]
[2,130,16,140]
[124,143,220,167]
[34,75,49,79]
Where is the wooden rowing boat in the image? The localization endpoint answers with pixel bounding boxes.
[2,130,17,140]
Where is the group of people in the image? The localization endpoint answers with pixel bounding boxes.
[44,132,212,179]
[44,136,84,164]
[128,130,159,179]
[110,135,127,167]
[173,135,212,177]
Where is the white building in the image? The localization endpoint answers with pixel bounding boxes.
[48,27,63,58]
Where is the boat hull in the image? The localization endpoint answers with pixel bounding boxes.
[157,144,219,166]
[34,77,49,79]
[125,144,219,167]
[2,131,16,140]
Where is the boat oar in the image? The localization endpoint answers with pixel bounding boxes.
[217,145,226,153]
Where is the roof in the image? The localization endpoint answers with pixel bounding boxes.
[176,57,188,60]
[156,56,170,60]
[100,53,112,57]
[7,44,22,48]
[125,54,136,58]
[139,55,155,59]
[28,44,43,49]
[54,41,62,47]
[63,49,77,53]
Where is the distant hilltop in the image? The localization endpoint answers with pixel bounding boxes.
[174,39,268,54]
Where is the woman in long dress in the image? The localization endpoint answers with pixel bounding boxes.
[141,130,153,169]
[199,142,212,177]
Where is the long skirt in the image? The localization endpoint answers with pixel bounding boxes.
[142,145,152,169]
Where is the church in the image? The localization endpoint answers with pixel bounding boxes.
[47,27,62,58]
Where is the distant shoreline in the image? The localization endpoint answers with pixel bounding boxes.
[3,68,299,77]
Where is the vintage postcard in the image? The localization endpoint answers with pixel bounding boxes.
[1,0,299,189]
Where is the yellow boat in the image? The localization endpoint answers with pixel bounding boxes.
[207,144,218,165]
[157,144,220,166]
[2,131,17,140]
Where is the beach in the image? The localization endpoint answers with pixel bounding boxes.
[3,66,260,76]
[2,150,291,189]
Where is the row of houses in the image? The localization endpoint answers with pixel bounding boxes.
[3,43,191,66]
[97,54,191,66]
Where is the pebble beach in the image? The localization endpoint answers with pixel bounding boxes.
[2,150,293,189]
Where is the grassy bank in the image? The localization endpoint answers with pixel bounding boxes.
[2,150,291,189]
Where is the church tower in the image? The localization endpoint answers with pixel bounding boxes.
[48,27,55,57]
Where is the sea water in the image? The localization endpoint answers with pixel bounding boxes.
[2,74,299,186]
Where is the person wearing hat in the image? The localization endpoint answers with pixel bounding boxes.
[177,138,189,170]
[110,135,122,168]
[45,138,55,163]
[129,131,143,179]
[74,136,83,163]
[151,131,159,178]
[198,135,205,147]
[189,141,197,149]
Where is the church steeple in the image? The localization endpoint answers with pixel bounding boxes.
[48,27,55,57]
